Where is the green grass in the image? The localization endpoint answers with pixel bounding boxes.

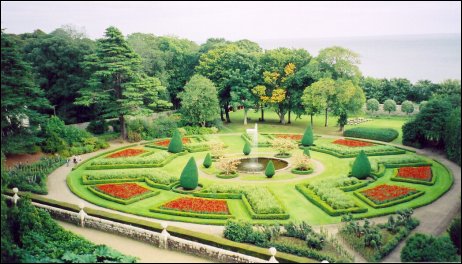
[65,109,451,226]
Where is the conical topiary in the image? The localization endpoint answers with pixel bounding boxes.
[168,129,183,153]
[303,147,311,157]
[265,160,275,178]
[301,124,314,146]
[180,157,199,190]
[351,150,371,179]
[243,142,251,155]
[203,153,212,168]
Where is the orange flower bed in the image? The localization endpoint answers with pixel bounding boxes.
[333,139,374,147]
[107,149,146,158]
[361,184,418,204]
[161,197,229,214]
[275,134,302,141]
[96,183,150,199]
[154,138,191,147]
[398,166,432,181]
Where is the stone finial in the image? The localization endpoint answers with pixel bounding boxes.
[77,202,87,227]
[79,202,85,210]
[161,222,170,237]
[321,261,329,263]
[12,187,20,205]
[269,247,278,263]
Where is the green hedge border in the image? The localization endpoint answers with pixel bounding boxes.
[353,189,425,209]
[338,180,371,192]
[241,133,272,147]
[86,151,188,170]
[274,153,292,158]
[310,146,406,158]
[72,143,140,171]
[295,184,367,216]
[290,168,314,175]
[82,175,145,185]
[87,185,160,205]
[149,197,234,220]
[390,167,437,186]
[170,183,204,194]
[216,172,239,179]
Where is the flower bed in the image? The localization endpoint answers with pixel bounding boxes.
[397,166,432,181]
[360,184,418,204]
[275,134,302,141]
[154,138,191,147]
[107,149,147,158]
[161,197,229,215]
[333,139,374,147]
[95,183,150,199]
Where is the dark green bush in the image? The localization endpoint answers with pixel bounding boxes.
[86,118,109,135]
[243,142,251,155]
[107,119,121,133]
[168,130,183,153]
[180,157,198,190]
[301,125,314,146]
[223,219,254,243]
[351,150,371,179]
[203,153,212,168]
[401,233,458,262]
[343,127,399,142]
[265,161,275,178]
[448,217,461,255]
[303,147,311,157]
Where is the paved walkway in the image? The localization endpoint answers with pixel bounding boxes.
[42,135,461,263]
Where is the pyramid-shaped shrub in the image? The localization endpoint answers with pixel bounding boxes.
[168,129,183,153]
[351,150,371,179]
[180,157,199,190]
[243,142,252,155]
[301,124,314,146]
[265,160,275,178]
[203,153,212,168]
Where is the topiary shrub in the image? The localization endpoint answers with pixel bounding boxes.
[203,153,212,168]
[168,129,183,153]
[303,147,311,157]
[180,157,198,190]
[301,124,314,146]
[265,160,275,178]
[243,142,251,155]
[351,150,371,179]
[401,233,459,262]
[448,217,461,255]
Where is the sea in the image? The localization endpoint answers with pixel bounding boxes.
[256,34,461,83]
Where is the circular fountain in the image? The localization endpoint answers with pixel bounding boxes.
[237,157,289,173]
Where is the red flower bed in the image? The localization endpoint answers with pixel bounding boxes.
[275,134,302,141]
[154,138,191,147]
[108,149,146,158]
[333,139,374,147]
[161,197,229,214]
[96,183,150,199]
[361,184,418,204]
[398,166,432,181]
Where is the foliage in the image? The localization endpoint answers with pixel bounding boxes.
[293,153,311,171]
[401,233,459,262]
[343,127,399,142]
[209,141,225,159]
[203,153,212,168]
[265,161,275,178]
[366,98,379,113]
[312,140,403,157]
[180,157,199,190]
[448,217,461,254]
[178,74,220,127]
[223,219,255,243]
[383,99,397,114]
[87,118,109,135]
[303,147,311,157]
[168,129,183,153]
[301,124,314,146]
[445,107,461,165]
[182,125,219,135]
[91,151,170,165]
[243,142,252,155]
[216,159,240,176]
[271,138,297,156]
[84,169,177,185]
[306,178,360,210]
[401,100,414,115]
[1,30,51,154]
[351,151,371,179]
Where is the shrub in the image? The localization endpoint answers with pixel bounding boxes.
[223,219,254,243]
[401,233,458,262]
[351,150,371,179]
[303,147,311,157]
[293,153,311,171]
[343,127,399,142]
[216,159,240,176]
[203,153,212,168]
[301,124,314,146]
[265,161,275,178]
[168,129,183,153]
[366,98,380,113]
[448,217,461,254]
[401,100,414,115]
[152,115,179,138]
[180,157,198,190]
[272,138,297,156]
[87,118,109,135]
[127,131,142,142]
[383,99,397,114]
[108,119,121,133]
[243,142,251,155]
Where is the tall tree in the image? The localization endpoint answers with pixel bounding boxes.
[314,46,362,81]
[76,27,170,139]
[1,31,51,154]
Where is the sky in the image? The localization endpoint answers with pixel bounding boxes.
[1,1,461,42]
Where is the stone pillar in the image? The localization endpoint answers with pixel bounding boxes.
[12,188,20,205]
[321,261,329,263]
[268,247,278,263]
[77,202,87,227]
[160,222,170,249]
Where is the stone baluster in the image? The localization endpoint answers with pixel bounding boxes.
[77,202,87,227]
[268,247,278,263]
[160,222,170,249]
[12,187,20,205]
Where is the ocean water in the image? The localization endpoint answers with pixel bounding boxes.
[257,34,461,83]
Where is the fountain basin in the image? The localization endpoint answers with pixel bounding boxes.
[237,157,289,173]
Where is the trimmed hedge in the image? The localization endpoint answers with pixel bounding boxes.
[72,143,139,171]
[86,151,187,170]
[145,178,178,190]
[295,184,367,216]
[301,125,314,146]
[291,168,314,175]
[203,153,212,168]
[149,198,234,220]
[310,144,405,158]
[168,129,183,153]
[354,190,425,209]
[243,142,251,155]
[351,150,371,179]
[88,186,159,205]
[241,133,272,147]
[343,127,399,142]
[180,157,199,190]
[216,172,239,179]
[390,168,437,186]
[338,180,371,192]
[241,195,290,220]
[265,161,275,178]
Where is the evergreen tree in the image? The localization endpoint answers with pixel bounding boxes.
[168,129,183,153]
[265,160,275,178]
[1,30,51,154]
[203,153,212,168]
[303,147,311,157]
[180,157,199,190]
[75,26,169,139]
[243,142,252,155]
[301,124,314,146]
[351,150,371,179]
